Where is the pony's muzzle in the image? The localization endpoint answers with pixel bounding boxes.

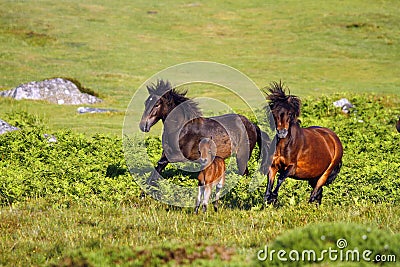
[139,120,150,132]
[200,158,208,165]
[277,128,288,138]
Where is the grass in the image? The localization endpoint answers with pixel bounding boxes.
[0,0,400,266]
[0,94,399,266]
[1,198,399,266]
[1,0,399,135]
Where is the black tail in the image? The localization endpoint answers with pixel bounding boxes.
[326,160,342,185]
[255,125,262,160]
[256,125,275,175]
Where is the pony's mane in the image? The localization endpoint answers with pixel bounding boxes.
[147,79,202,118]
[264,81,301,118]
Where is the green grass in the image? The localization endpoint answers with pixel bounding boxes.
[1,199,400,266]
[1,0,399,135]
[1,94,399,266]
[1,1,400,266]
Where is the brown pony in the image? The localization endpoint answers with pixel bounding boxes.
[195,137,226,214]
[139,80,263,182]
[264,81,343,204]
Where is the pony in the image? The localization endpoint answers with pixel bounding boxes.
[139,79,264,181]
[195,137,226,213]
[264,81,343,204]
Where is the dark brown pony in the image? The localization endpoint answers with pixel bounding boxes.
[264,81,343,204]
[139,80,262,181]
[195,138,226,214]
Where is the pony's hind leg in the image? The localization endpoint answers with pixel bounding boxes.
[308,178,323,204]
[195,175,205,214]
[202,184,212,212]
[195,185,204,214]
[309,187,323,205]
[214,175,225,212]
[236,143,251,176]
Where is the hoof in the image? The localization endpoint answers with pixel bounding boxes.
[266,195,278,205]
[308,198,322,206]
[202,205,207,213]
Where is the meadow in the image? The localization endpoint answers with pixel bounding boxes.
[0,0,400,266]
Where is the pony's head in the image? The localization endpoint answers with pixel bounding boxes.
[139,79,201,132]
[265,81,301,139]
[198,137,216,167]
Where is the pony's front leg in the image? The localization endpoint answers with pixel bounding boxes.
[155,151,169,174]
[148,151,169,184]
[264,167,278,204]
[269,166,293,203]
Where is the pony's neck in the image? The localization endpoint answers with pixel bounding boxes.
[161,102,178,123]
[161,98,202,123]
[288,120,300,138]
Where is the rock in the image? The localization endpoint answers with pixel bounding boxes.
[333,98,354,114]
[0,78,102,105]
[0,119,19,134]
[43,134,57,143]
[77,107,118,114]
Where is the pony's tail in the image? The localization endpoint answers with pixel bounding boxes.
[326,160,342,185]
[256,126,275,175]
[255,125,262,160]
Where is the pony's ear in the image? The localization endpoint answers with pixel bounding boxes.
[146,84,155,94]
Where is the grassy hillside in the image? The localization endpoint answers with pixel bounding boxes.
[1,0,399,135]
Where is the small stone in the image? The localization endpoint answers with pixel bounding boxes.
[77,106,118,114]
[0,119,19,135]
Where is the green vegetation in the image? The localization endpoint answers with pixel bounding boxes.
[0,0,399,266]
[1,95,399,266]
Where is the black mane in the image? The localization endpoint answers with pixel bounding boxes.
[147,79,202,118]
[264,81,301,119]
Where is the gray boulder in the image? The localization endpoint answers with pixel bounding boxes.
[0,119,19,134]
[333,98,354,114]
[0,78,102,105]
